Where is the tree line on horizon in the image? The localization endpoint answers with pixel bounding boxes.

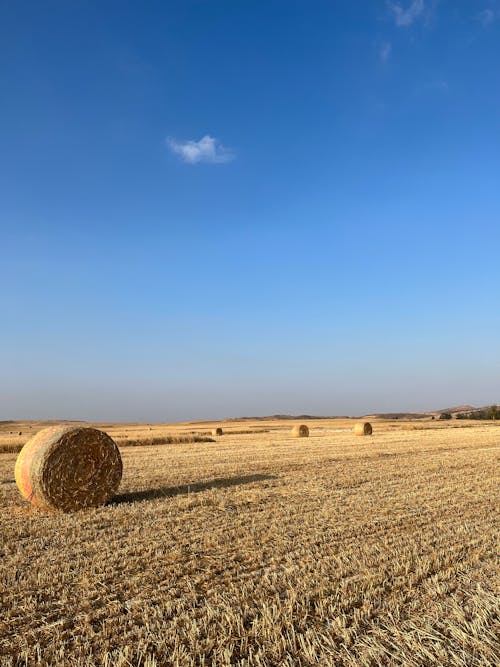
[452,405,499,420]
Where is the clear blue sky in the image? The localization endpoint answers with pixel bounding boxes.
[2,1,499,421]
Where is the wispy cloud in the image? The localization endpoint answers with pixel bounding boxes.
[388,0,425,27]
[380,41,392,62]
[167,135,235,164]
[414,80,449,97]
[478,8,499,27]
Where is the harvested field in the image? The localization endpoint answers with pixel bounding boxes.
[116,435,216,448]
[1,419,499,666]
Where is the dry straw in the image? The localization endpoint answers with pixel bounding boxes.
[292,424,309,438]
[15,426,122,511]
[354,422,373,436]
[212,427,224,436]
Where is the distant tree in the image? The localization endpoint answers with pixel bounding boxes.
[439,412,452,420]
[455,408,499,420]
[488,405,498,420]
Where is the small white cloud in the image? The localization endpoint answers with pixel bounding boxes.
[478,9,498,27]
[380,41,392,62]
[167,135,234,164]
[389,0,425,27]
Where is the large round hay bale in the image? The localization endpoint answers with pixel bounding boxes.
[354,422,373,436]
[212,427,223,436]
[15,426,122,511]
[292,424,309,437]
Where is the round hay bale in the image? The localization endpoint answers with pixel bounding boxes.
[212,427,223,436]
[14,426,122,511]
[354,422,373,436]
[292,424,309,438]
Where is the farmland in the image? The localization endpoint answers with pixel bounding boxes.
[1,419,498,666]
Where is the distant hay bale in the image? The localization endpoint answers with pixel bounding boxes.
[354,422,373,436]
[212,427,224,436]
[14,426,122,512]
[292,424,309,438]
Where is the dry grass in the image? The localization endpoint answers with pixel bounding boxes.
[117,435,216,448]
[1,419,499,666]
[221,429,271,435]
[0,433,215,454]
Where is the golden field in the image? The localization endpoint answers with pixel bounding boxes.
[0,418,499,666]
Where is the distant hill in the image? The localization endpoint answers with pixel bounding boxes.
[225,404,499,421]
[224,414,347,421]
[434,405,477,415]
[3,405,498,425]
[366,404,499,419]
[362,413,430,420]
[431,405,499,419]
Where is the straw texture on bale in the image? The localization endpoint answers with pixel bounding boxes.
[212,427,224,436]
[15,426,122,511]
[354,422,373,436]
[292,424,309,438]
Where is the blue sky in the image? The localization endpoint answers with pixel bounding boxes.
[1,0,499,421]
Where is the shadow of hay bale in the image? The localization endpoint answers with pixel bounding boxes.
[111,473,277,505]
